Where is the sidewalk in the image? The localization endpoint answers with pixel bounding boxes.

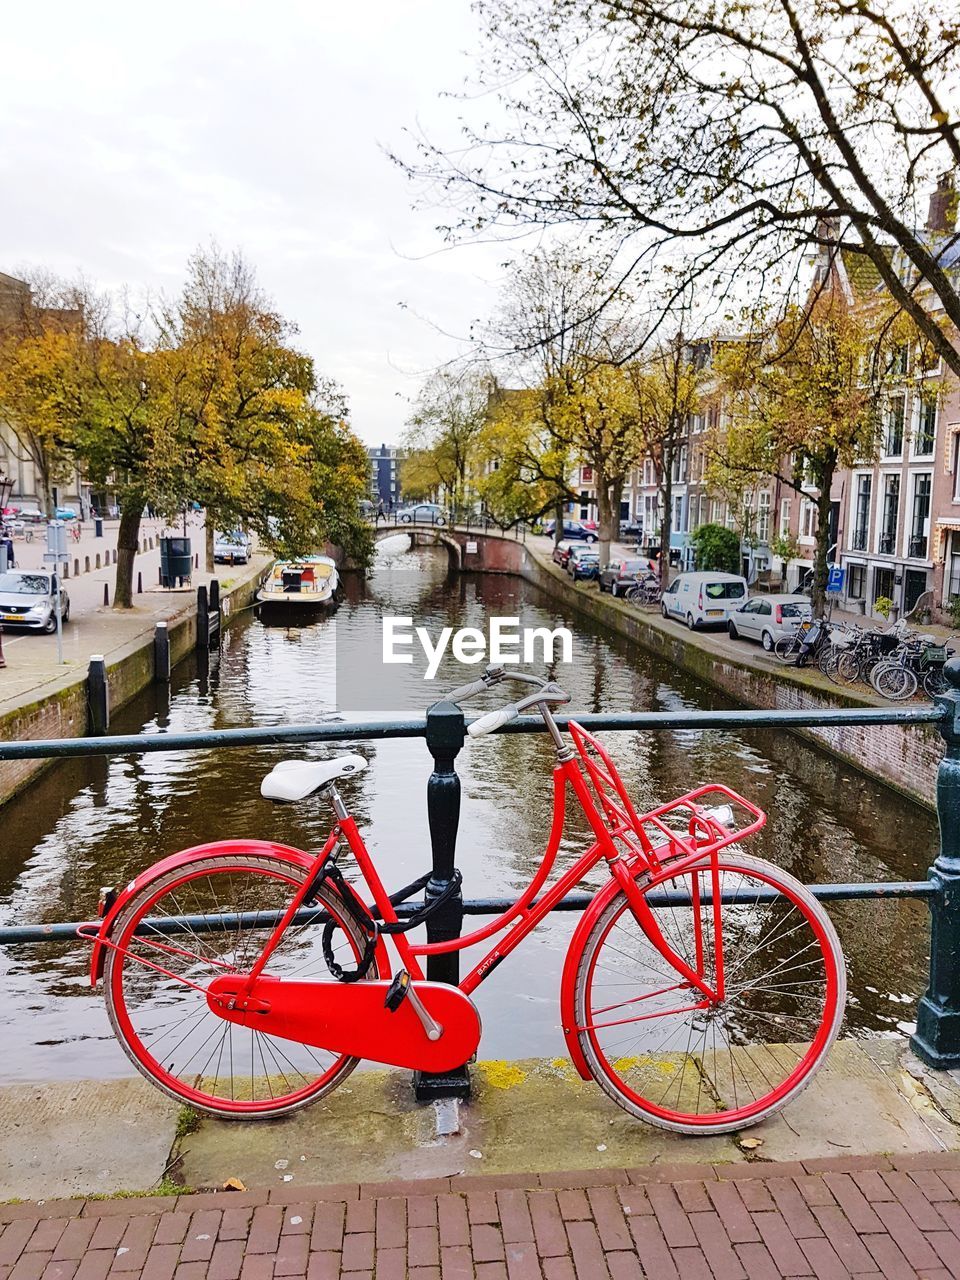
[3,1153,960,1279]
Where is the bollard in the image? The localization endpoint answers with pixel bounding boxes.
[912,658,960,1068]
[95,553,101,570]
[73,558,79,578]
[85,556,90,573]
[158,566,162,586]
[195,553,199,570]
[154,621,171,682]
[197,584,210,649]
[137,571,143,594]
[103,583,109,607]
[413,700,471,1101]
[112,549,117,564]
[87,655,109,735]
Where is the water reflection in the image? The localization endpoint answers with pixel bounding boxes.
[0,540,938,1080]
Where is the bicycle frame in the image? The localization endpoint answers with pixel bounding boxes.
[242,723,765,1012]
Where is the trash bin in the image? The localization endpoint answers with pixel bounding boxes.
[94,518,103,538]
[159,537,192,587]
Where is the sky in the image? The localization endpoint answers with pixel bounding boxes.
[0,0,508,445]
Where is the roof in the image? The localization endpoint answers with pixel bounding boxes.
[838,248,885,297]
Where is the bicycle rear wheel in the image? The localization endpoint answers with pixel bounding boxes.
[572,853,845,1133]
[104,854,379,1118]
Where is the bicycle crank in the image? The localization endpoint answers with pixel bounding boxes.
[206,973,482,1072]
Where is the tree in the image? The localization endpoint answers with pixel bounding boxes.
[475,386,574,527]
[0,274,87,517]
[483,246,643,553]
[627,334,703,581]
[400,0,960,376]
[401,370,491,512]
[690,523,742,575]
[710,289,917,613]
[157,247,332,570]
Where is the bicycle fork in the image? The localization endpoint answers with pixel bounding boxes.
[610,855,725,1004]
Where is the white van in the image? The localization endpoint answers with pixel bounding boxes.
[661,571,749,630]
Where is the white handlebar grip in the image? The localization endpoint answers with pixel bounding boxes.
[467,703,520,737]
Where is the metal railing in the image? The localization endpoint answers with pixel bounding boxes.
[3,679,960,1097]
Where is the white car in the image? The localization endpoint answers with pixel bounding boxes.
[213,530,253,564]
[0,569,70,632]
[661,571,749,629]
[727,594,813,652]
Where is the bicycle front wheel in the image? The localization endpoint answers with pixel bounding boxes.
[572,853,845,1134]
[104,854,379,1119]
[773,637,798,662]
[871,663,918,701]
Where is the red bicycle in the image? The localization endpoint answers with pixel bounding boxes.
[81,667,845,1133]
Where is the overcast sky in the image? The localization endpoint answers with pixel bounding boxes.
[1,1,507,445]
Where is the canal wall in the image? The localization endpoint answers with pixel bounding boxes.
[0,564,265,806]
[456,533,943,809]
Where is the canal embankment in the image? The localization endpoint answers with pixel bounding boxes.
[442,530,944,808]
[0,555,269,806]
[1,1039,958,1200]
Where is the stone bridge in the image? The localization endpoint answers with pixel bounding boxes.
[371,522,528,574]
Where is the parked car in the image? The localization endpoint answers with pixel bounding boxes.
[397,503,446,526]
[214,530,253,564]
[566,545,600,578]
[728,594,812,652]
[0,569,69,632]
[619,519,643,539]
[552,540,574,567]
[661,571,749,630]
[543,519,597,543]
[598,558,651,597]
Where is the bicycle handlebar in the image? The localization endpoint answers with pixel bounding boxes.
[467,703,521,737]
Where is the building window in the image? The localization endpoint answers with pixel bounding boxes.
[674,495,683,533]
[642,459,655,487]
[852,474,871,551]
[949,533,960,599]
[891,344,910,377]
[884,394,905,456]
[711,499,723,523]
[847,564,866,600]
[800,498,817,540]
[756,492,771,543]
[671,446,688,484]
[915,396,937,456]
[779,497,791,537]
[909,473,931,558]
[878,474,899,555]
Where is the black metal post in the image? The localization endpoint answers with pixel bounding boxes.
[413,699,471,1101]
[87,655,109,736]
[197,584,209,649]
[154,621,171,682]
[912,658,960,1069]
[208,579,221,646]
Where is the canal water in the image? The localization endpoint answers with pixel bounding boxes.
[0,537,937,1081]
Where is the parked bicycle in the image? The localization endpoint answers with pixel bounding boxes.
[80,666,846,1132]
[623,576,662,607]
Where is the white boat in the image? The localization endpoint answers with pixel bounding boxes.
[256,555,340,614]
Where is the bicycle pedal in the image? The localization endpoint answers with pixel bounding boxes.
[384,970,410,1012]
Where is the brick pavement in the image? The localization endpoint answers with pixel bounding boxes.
[4,1153,960,1279]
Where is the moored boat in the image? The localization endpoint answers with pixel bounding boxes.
[256,555,340,617]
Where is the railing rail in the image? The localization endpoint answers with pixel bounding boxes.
[3,670,960,1097]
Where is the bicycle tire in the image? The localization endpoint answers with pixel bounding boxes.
[924,667,949,697]
[834,651,866,686]
[872,663,918,701]
[773,636,799,662]
[104,853,379,1119]
[572,852,845,1134]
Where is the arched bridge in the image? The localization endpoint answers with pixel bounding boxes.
[370,522,528,574]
